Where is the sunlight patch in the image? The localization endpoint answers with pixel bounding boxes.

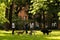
[46,36,60,39]
[0,30,11,33]
[32,31,43,35]
[0,34,6,36]
[51,32,60,35]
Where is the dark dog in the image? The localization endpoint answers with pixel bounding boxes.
[16,31,24,35]
[41,29,52,35]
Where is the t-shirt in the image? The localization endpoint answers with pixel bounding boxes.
[52,22,56,27]
[12,23,15,28]
[30,23,34,28]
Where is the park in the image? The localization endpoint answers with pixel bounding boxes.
[0,0,60,40]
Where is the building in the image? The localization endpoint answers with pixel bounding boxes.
[18,5,28,20]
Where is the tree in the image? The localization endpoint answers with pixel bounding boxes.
[8,0,30,29]
[29,0,60,29]
[29,0,47,29]
[0,0,12,24]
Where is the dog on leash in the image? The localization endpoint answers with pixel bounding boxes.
[16,31,24,35]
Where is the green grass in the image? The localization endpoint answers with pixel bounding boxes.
[0,30,60,40]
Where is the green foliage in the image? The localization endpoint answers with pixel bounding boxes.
[58,12,60,20]
[14,0,25,5]
[0,2,8,24]
[0,0,13,24]
[12,14,25,27]
[29,0,47,15]
[58,12,60,16]
[29,0,60,15]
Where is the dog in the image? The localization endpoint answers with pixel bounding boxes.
[41,29,52,35]
[16,31,24,35]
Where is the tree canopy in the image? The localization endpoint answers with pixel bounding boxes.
[29,0,60,15]
[0,0,11,24]
[0,0,60,24]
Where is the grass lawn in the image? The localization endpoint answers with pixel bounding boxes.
[0,30,60,40]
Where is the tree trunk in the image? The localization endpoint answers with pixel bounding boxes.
[43,11,45,29]
[4,7,9,31]
[9,2,14,29]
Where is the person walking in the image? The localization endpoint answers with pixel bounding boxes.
[30,22,34,35]
[12,23,15,35]
[25,23,28,34]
